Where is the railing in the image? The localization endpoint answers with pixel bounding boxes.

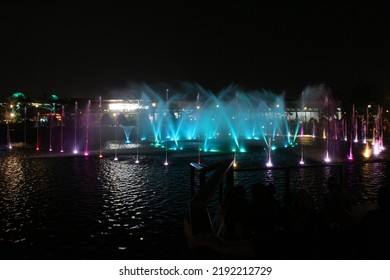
[186,159,234,238]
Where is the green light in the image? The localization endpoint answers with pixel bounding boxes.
[12,92,26,99]
[50,94,59,101]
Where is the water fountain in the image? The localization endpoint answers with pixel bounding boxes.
[35,112,40,151]
[60,105,64,153]
[73,101,78,154]
[120,125,136,144]
[99,96,103,158]
[6,83,385,168]
[49,105,53,152]
[84,100,91,156]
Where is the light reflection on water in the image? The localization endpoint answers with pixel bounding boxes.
[0,148,388,259]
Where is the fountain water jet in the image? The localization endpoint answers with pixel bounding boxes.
[49,105,53,152]
[60,105,64,153]
[73,101,78,154]
[99,96,103,158]
[35,112,40,151]
[84,100,91,156]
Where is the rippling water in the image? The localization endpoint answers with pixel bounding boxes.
[0,145,388,259]
[0,149,193,259]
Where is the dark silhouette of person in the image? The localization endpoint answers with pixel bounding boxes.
[319,176,355,259]
[250,183,282,258]
[224,184,251,240]
[360,185,390,259]
[283,187,319,258]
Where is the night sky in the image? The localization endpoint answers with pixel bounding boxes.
[1,2,390,101]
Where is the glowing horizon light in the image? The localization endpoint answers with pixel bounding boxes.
[135,159,139,164]
[114,156,118,161]
[99,154,103,158]
[299,160,304,165]
[60,149,64,153]
[84,152,89,156]
[266,161,273,167]
[164,161,169,166]
[73,150,78,154]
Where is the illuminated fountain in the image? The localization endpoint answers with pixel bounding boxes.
[99,96,103,158]
[12,83,386,167]
[120,125,136,144]
[60,105,64,153]
[101,84,386,166]
[139,84,288,160]
[73,101,78,154]
[84,100,91,156]
[35,112,40,151]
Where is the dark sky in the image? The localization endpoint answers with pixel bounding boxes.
[1,2,390,100]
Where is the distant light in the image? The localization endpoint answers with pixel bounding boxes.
[109,103,139,111]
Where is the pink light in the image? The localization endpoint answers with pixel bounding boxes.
[324,151,331,163]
